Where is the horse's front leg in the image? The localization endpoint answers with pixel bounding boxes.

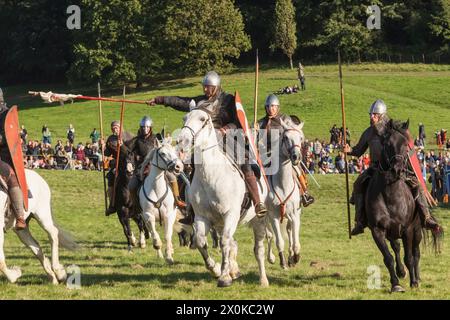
[0,223,22,283]
[194,217,220,278]
[288,208,301,267]
[217,215,239,287]
[371,228,403,293]
[389,239,406,279]
[118,208,134,252]
[163,207,176,265]
[133,213,147,249]
[142,209,163,259]
[270,214,287,269]
[252,218,269,286]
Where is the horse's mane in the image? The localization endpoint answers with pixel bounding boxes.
[140,148,156,178]
[388,119,412,141]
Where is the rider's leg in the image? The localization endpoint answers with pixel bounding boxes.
[242,164,267,218]
[0,161,26,230]
[350,172,369,236]
[412,185,441,233]
[166,172,186,209]
[296,166,314,207]
[105,170,116,216]
[128,175,141,211]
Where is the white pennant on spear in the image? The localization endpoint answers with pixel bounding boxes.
[28,91,148,105]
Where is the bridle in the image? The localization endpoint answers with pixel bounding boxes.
[151,145,177,171]
[282,128,303,160]
[180,110,213,151]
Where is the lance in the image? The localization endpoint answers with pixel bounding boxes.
[338,49,352,239]
[98,82,108,212]
[28,91,148,105]
[111,86,126,208]
[253,49,259,131]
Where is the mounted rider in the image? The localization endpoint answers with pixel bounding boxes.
[104,120,134,216]
[257,94,314,207]
[127,116,186,210]
[146,71,268,217]
[344,99,441,235]
[0,88,27,230]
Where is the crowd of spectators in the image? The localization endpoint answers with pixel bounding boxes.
[21,125,104,171]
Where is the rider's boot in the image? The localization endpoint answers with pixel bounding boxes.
[413,186,442,235]
[105,186,116,216]
[244,171,267,218]
[10,186,27,230]
[351,193,366,236]
[170,180,186,209]
[297,169,315,207]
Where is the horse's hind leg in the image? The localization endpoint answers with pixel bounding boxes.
[194,217,220,278]
[389,239,406,279]
[288,210,301,267]
[228,238,241,280]
[371,228,403,292]
[412,228,422,284]
[14,228,58,284]
[402,231,419,288]
[34,215,67,283]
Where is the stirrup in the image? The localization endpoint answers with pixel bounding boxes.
[105,207,116,216]
[351,223,365,236]
[302,194,314,207]
[255,203,268,218]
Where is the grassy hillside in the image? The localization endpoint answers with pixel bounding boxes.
[0,170,448,299]
[4,63,450,148]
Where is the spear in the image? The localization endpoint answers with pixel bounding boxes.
[338,49,352,240]
[28,91,148,105]
[111,86,126,208]
[253,49,259,130]
[97,82,108,212]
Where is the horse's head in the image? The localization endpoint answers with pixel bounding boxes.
[177,109,212,155]
[279,116,305,166]
[383,119,411,180]
[153,139,184,175]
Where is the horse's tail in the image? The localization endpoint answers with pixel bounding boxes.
[56,224,80,251]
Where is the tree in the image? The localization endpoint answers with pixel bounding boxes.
[157,0,251,75]
[67,0,162,86]
[271,0,298,69]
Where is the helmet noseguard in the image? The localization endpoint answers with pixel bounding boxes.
[264,94,280,110]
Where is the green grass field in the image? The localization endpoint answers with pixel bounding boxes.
[0,171,448,299]
[1,64,449,299]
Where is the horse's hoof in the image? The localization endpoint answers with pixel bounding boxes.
[217,278,233,288]
[55,268,67,283]
[396,268,406,279]
[410,282,420,289]
[140,242,146,249]
[391,285,405,293]
[8,266,22,283]
[165,257,174,265]
[208,263,221,278]
[230,271,242,280]
[260,278,269,287]
[268,254,276,264]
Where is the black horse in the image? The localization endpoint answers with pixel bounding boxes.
[110,153,149,251]
[365,119,441,292]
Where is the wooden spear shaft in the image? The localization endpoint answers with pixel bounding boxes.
[111,86,126,208]
[253,49,259,130]
[338,50,352,239]
[98,82,108,212]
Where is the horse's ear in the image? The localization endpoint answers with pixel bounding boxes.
[388,119,393,128]
[164,135,173,145]
[403,119,410,130]
[298,121,304,130]
[155,138,161,148]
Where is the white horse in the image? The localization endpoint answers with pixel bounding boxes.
[139,139,184,264]
[177,109,269,287]
[263,117,305,269]
[0,169,77,284]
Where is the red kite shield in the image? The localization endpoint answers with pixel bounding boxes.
[3,106,28,210]
[406,129,434,205]
[235,91,269,189]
